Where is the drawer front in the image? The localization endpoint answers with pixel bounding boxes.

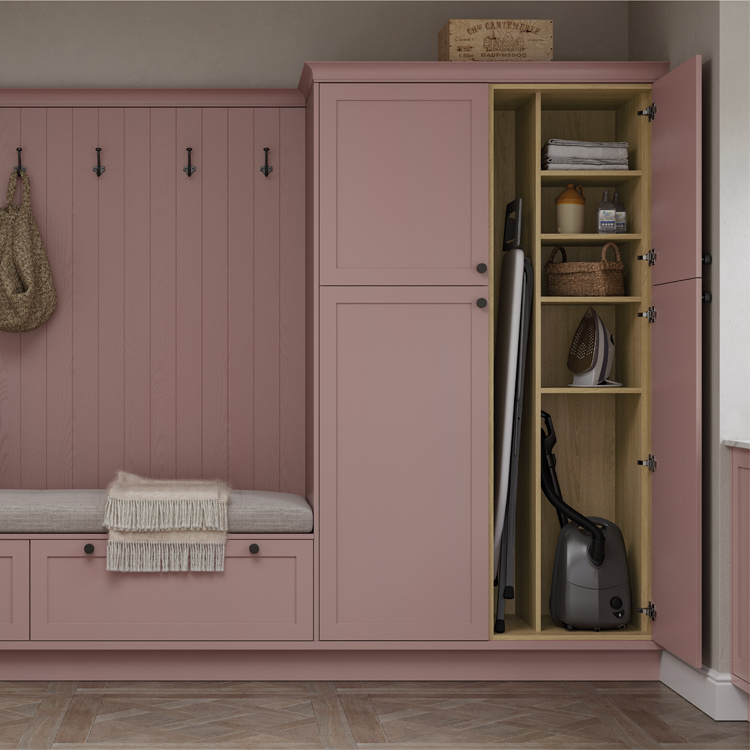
[30,539,312,641]
[0,541,29,640]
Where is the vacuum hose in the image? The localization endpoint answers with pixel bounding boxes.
[540,411,606,566]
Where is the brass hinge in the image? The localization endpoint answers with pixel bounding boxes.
[637,103,657,122]
[637,454,657,472]
[637,602,657,621]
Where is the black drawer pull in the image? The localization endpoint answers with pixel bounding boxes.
[249,544,260,554]
[84,543,95,555]
[476,263,488,274]
[477,298,488,308]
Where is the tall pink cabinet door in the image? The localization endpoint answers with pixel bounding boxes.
[650,56,703,669]
[319,84,489,286]
[732,448,750,693]
[0,541,29,640]
[319,286,489,640]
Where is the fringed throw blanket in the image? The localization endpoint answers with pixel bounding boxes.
[104,472,230,572]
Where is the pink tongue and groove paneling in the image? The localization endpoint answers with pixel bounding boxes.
[0,106,305,492]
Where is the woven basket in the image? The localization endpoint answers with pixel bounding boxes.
[545,242,625,297]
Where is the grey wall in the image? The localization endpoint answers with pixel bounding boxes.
[0,2,628,89]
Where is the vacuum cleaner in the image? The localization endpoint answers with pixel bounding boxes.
[541,410,632,630]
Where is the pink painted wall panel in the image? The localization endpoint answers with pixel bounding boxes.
[651,278,701,668]
[201,108,229,481]
[279,108,306,498]
[254,109,282,491]
[71,109,100,488]
[97,108,126,488]
[0,105,305,491]
[227,108,255,490]
[19,109,47,490]
[319,286,489,641]
[45,108,74,489]
[174,108,203,480]
[123,109,153,479]
[0,109,23,488]
[0,540,29,640]
[30,539,313,641]
[149,108,177,480]
[733,448,750,691]
[319,83,489,286]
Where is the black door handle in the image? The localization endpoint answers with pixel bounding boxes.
[476,263,488,274]
[477,298,488,308]
[84,543,95,554]
[249,544,260,554]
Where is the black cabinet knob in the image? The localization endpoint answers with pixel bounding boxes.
[477,298,488,308]
[476,263,488,274]
[84,543,95,555]
[249,544,260,554]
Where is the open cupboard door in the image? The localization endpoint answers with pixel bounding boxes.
[650,56,703,669]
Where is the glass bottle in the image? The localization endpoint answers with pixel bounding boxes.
[597,190,616,234]
[613,192,627,234]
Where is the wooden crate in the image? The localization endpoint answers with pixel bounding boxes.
[439,20,553,62]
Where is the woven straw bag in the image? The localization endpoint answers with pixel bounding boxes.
[545,242,625,297]
[0,171,57,332]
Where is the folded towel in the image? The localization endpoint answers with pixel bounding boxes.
[543,145,628,161]
[542,163,629,171]
[545,139,629,148]
[104,472,230,572]
[543,156,628,166]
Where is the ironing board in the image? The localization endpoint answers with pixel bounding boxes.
[493,199,534,633]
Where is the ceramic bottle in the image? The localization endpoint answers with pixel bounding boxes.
[555,184,585,234]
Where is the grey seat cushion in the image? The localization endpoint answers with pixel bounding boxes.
[0,489,313,534]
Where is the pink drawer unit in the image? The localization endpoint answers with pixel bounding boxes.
[0,541,29,640]
[30,539,312,641]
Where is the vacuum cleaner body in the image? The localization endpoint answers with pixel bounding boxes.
[541,410,632,631]
[550,517,632,630]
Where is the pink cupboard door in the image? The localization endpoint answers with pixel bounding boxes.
[319,286,489,640]
[30,539,313,641]
[319,84,489,285]
[0,541,29,640]
[732,448,750,692]
[650,56,703,669]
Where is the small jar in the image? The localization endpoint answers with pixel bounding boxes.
[555,184,585,234]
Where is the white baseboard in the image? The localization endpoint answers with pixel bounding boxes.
[660,651,749,721]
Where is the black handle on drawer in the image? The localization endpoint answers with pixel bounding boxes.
[476,263,488,274]
[249,544,260,554]
[84,543,95,554]
[477,298,488,308]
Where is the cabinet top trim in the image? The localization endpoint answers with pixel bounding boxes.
[0,89,305,108]
[298,61,670,97]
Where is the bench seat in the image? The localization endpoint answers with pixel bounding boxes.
[0,489,313,534]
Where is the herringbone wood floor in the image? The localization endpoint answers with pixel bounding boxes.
[0,681,746,750]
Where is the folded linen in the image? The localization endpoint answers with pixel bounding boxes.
[104,472,230,572]
[543,156,628,167]
[542,163,629,171]
[543,139,629,162]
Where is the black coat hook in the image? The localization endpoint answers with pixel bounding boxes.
[15,148,25,175]
[260,147,273,177]
[93,147,106,177]
[183,147,196,177]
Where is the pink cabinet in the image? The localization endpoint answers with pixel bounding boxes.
[319,83,489,285]
[319,286,489,640]
[0,541,29,640]
[732,447,750,693]
[30,539,313,641]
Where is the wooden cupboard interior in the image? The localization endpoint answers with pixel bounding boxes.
[490,84,653,640]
